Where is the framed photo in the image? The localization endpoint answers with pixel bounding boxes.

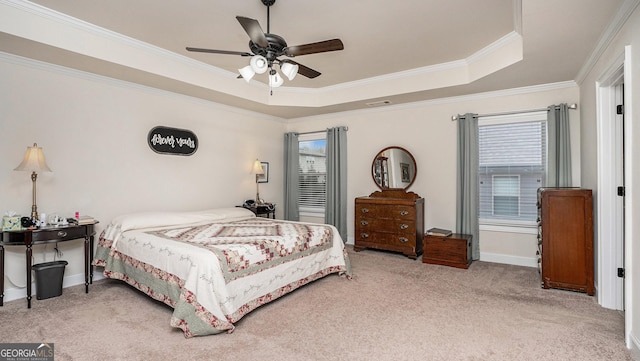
[400,162,410,182]
[257,162,269,183]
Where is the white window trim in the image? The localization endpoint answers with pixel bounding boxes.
[480,221,537,234]
[479,111,547,125]
[300,208,324,217]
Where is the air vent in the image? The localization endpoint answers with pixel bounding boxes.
[365,100,393,107]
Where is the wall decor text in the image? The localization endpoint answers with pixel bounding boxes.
[147,126,198,156]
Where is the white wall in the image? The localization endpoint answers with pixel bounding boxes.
[287,83,580,268]
[0,54,285,300]
[578,2,640,354]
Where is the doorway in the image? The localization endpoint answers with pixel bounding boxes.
[595,46,632,347]
[596,57,624,310]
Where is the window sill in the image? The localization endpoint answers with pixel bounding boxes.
[479,223,537,235]
[300,209,325,218]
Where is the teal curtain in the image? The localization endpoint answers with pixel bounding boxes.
[325,126,348,240]
[283,132,299,221]
[456,113,480,260]
[546,103,572,187]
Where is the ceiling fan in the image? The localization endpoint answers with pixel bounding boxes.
[186,0,344,88]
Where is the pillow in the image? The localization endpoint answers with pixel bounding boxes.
[111,207,255,232]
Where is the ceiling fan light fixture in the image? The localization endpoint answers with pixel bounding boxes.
[269,70,284,88]
[238,65,255,82]
[250,55,268,74]
[280,62,299,81]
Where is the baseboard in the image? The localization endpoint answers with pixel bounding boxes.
[480,252,538,268]
[630,331,640,361]
[2,271,106,304]
[347,242,537,268]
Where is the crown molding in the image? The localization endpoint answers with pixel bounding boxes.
[0,0,237,78]
[575,0,640,84]
[288,80,577,123]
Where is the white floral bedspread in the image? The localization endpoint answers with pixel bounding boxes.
[93,208,351,337]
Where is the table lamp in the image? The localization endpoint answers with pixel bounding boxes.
[14,143,52,220]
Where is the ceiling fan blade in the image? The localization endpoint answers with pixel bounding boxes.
[284,39,344,57]
[186,47,252,56]
[236,16,268,48]
[282,60,321,79]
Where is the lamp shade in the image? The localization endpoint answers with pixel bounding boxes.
[14,143,51,173]
[280,62,299,81]
[269,71,284,88]
[252,159,265,175]
[250,56,268,74]
[238,65,255,83]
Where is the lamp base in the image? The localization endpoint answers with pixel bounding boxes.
[30,171,39,220]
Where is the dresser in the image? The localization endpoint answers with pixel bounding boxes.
[537,188,594,295]
[354,189,425,259]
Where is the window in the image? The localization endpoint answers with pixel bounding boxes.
[479,112,546,226]
[492,175,520,216]
[298,134,326,215]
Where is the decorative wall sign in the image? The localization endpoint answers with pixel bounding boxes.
[147,126,198,156]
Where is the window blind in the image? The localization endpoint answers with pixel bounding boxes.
[298,139,327,211]
[479,120,546,223]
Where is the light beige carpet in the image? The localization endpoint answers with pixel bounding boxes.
[0,247,632,361]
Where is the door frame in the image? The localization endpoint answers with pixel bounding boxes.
[595,45,633,346]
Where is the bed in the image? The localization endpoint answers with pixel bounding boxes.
[93,207,351,337]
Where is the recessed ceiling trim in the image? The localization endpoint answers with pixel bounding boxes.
[266,32,523,107]
[1,0,523,109]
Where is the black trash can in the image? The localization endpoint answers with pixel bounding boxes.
[32,260,68,300]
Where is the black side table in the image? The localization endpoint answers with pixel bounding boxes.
[1,222,98,308]
[238,204,276,219]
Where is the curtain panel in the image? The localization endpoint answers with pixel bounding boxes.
[325,126,348,240]
[456,113,480,260]
[283,132,300,221]
[546,103,572,187]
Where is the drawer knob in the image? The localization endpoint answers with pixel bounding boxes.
[57,231,67,238]
[399,237,408,243]
[399,210,409,216]
[360,233,369,239]
[360,220,369,226]
[399,224,408,230]
[361,208,369,213]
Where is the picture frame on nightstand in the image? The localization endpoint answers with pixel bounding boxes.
[257,162,269,183]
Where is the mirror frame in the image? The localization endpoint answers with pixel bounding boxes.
[371,146,417,190]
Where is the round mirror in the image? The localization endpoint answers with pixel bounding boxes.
[371,146,417,190]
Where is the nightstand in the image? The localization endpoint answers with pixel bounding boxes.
[422,233,472,269]
[240,204,276,219]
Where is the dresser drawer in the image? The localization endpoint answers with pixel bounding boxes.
[356,217,416,234]
[355,204,415,219]
[422,234,472,269]
[356,229,415,245]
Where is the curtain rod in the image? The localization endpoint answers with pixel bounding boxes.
[296,126,349,135]
[451,103,577,121]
